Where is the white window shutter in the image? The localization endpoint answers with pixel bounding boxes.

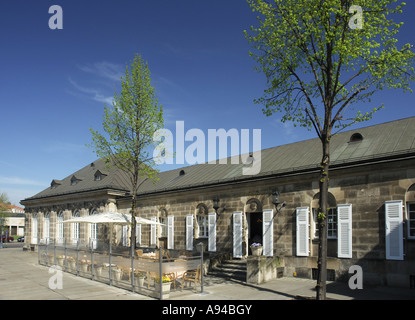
[385,200,404,260]
[337,204,352,258]
[32,215,38,244]
[136,223,141,246]
[262,209,274,256]
[233,211,243,258]
[296,207,309,256]
[167,215,174,249]
[186,214,194,251]
[208,212,217,252]
[122,225,128,246]
[150,216,157,246]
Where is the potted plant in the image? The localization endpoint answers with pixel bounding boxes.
[48,254,54,266]
[155,275,171,298]
[79,259,89,273]
[67,256,76,272]
[93,263,103,279]
[111,267,122,284]
[134,271,146,288]
[250,243,263,256]
[56,255,65,267]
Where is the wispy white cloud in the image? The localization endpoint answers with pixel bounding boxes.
[77,61,124,82]
[68,77,114,105]
[67,60,124,105]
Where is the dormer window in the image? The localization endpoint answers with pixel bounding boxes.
[71,175,82,186]
[349,133,363,143]
[94,170,107,181]
[244,154,254,165]
[50,179,61,189]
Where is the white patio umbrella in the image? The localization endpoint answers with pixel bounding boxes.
[62,211,164,251]
[62,211,164,285]
[62,211,163,226]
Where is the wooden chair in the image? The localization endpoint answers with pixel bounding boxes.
[119,266,132,281]
[164,259,186,290]
[181,266,202,292]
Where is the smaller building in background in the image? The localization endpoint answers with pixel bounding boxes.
[0,204,25,236]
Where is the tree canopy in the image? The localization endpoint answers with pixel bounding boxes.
[245,0,414,137]
[89,54,164,250]
[245,0,414,299]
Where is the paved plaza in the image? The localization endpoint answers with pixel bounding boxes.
[0,247,413,301]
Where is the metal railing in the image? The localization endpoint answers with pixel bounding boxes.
[37,239,204,299]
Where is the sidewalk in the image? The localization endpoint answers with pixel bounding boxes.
[0,247,413,300]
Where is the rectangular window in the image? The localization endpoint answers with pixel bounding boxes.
[312,208,337,239]
[197,215,208,238]
[407,203,415,239]
[327,208,337,239]
[159,217,167,237]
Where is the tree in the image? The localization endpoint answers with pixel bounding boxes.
[0,193,10,238]
[89,54,164,252]
[245,0,414,299]
[0,192,10,214]
[0,192,10,209]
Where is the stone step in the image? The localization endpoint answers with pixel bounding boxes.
[208,259,247,281]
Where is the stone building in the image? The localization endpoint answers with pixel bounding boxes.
[21,117,415,288]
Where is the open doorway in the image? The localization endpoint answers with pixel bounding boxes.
[247,212,263,248]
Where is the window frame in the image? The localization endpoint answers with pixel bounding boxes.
[56,212,64,243]
[407,202,415,239]
[312,207,338,239]
[197,214,209,238]
[72,211,80,244]
[159,209,167,238]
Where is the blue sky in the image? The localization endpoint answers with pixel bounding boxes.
[1,0,414,206]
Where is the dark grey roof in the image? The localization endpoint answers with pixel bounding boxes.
[22,116,415,202]
[23,160,132,201]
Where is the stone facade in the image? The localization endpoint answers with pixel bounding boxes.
[21,118,415,289]
[114,159,413,287]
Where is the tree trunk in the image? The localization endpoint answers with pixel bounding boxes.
[316,136,330,300]
[130,194,137,254]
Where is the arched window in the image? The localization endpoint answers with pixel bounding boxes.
[159,208,167,238]
[32,214,38,244]
[406,184,415,239]
[89,209,98,249]
[196,204,208,238]
[72,211,80,244]
[349,132,363,143]
[311,192,337,239]
[56,212,64,244]
[44,213,50,243]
